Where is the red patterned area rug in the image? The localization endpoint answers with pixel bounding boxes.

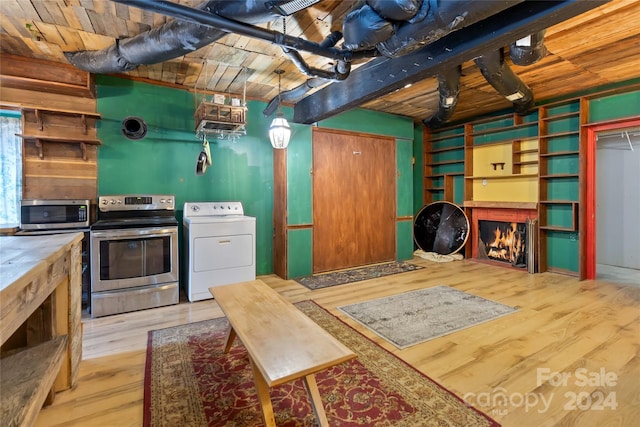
[144,300,499,427]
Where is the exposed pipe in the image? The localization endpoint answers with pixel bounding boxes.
[113,0,377,62]
[510,30,547,66]
[474,48,534,115]
[66,0,378,75]
[263,78,327,116]
[65,1,227,73]
[423,65,462,129]
[280,30,351,81]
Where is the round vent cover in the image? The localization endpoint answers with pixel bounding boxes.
[121,116,148,140]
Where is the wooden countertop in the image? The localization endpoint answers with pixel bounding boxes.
[1,233,83,342]
[0,223,19,235]
[0,232,83,291]
[1,232,84,426]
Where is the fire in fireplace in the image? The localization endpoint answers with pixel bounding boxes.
[478,221,527,268]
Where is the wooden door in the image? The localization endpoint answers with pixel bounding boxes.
[312,128,396,273]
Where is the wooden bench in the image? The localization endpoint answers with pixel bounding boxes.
[209,279,356,427]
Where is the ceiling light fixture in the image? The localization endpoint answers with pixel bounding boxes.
[269,69,291,149]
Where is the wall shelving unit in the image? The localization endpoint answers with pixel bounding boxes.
[423,126,465,204]
[537,97,585,274]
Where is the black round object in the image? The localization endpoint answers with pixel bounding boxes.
[414,201,469,255]
[121,116,148,140]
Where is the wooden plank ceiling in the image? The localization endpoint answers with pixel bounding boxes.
[0,0,639,124]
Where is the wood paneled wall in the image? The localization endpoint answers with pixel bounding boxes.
[0,55,99,205]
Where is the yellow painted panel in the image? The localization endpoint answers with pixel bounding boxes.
[473,144,513,175]
[472,177,538,202]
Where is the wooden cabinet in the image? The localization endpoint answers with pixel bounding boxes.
[0,233,83,427]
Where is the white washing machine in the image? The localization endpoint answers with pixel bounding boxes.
[183,201,256,302]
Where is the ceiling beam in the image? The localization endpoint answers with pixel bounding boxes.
[293,0,609,124]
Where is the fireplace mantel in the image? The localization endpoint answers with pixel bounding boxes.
[466,202,538,270]
[463,201,538,210]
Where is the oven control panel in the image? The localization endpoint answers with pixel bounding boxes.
[99,194,175,211]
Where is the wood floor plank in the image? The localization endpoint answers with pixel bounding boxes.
[33,258,640,427]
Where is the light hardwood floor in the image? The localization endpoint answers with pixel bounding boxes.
[34,258,639,427]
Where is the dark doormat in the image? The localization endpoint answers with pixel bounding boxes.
[295,261,423,290]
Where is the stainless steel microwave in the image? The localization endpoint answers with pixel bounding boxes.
[20,199,90,230]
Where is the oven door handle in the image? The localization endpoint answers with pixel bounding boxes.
[90,227,177,239]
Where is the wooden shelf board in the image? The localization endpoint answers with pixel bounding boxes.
[540,225,576,232]
[470,112,515,126]
[513,161,539,166]
[470,121,537,137]
[465,174,538,180]
[18,105,101,118]
[513,149,539,154]
[427,160,464,166]
[17,134,101,145]
[539,150,580,157]
[426,187,444,192]
[426,172,464,178]
[463,201,538,209]
[539,200,578,204]
[539,174,579,178]
[429,133,465,143]
[0,336,68,427]
[429,145,464,153]
[539,130,579,138]
[540,111,580,122]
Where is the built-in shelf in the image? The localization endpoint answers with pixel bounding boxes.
[539,225,575,231]
[539,150,580,157]
[539,174,579,179]
[427,160,464,166]
[541,111,580,122]
[465,174,538,180]
[470,121,536,137]
[430,146,464,153]
[540,130,579,138]
[16,134,101,161]
[539,200,577,204]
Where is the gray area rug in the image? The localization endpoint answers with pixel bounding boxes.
[338,286,518,349]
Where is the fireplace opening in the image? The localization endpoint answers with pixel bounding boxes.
[478,220,527,268]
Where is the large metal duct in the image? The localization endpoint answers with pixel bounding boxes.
[64,0,297,74]
[510,30,547,66]
[475,48,535,115]
[423,65,461,129]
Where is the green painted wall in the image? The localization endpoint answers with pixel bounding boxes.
[96,75,416,281]
[319,109,414,140]
[287,228,313,278]
[96,75,275,275]
[286,126,312,225]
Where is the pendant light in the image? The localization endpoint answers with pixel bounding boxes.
[269,69,291,149]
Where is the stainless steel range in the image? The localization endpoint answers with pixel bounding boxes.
[90,194,179,317]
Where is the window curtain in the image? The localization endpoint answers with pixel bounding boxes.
[0,114,22,224]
